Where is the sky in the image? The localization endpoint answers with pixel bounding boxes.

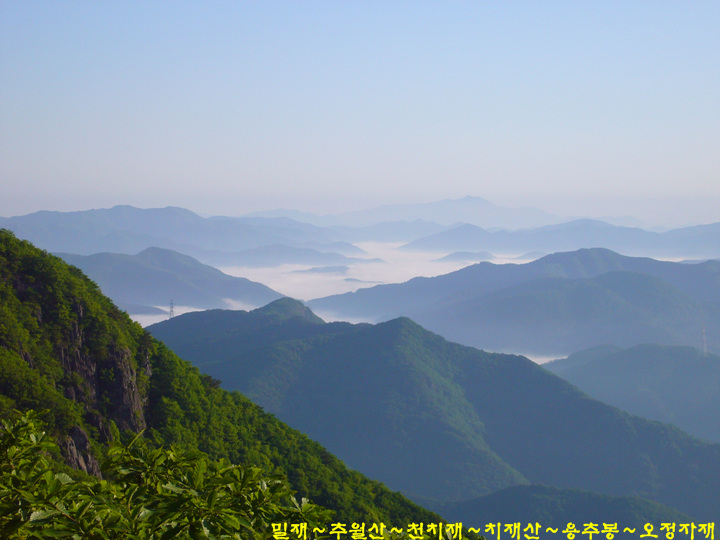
[1,2,719,226]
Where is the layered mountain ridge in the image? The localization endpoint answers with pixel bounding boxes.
[150,298,720,519]
[309,248,720,355]
[3,226,717,525]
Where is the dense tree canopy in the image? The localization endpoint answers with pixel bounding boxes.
[0,410,331,539]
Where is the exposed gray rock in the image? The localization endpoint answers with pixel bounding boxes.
[60,426,102,478]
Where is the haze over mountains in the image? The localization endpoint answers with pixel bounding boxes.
[4,198,718,265]
[0,199,491,257]
[310,248,720,356]
[3,198,718,314]
[2,194,720,526]
[402,219,720,259]
[246,196,565,229]
[57,248,283,316]
[3,200,719,356]
[546,344,720,443]
[0,205,361,265]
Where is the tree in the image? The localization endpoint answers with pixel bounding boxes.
[0,410,332,539]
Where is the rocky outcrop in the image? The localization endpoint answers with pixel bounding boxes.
[53,303,152,476]
[59,426,102,477]
[59,308,148,436]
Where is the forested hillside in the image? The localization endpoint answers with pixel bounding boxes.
[0,229,440,526]
[545,344,720,442]
[150,299,720,520]
[431,485,692,531]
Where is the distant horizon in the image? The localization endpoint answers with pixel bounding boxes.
[1,194,717,230]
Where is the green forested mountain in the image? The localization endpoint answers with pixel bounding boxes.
[545,344,720,443]
[149,300,720,520]
[58,247,282,314]
[0,229,440,526]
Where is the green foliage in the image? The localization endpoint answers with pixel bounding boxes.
[0,229,441,526]
[0,411,332,539]
[0,229,148,432]
[0,348,73,419]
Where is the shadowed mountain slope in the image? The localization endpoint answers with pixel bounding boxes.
[423,270,719,355]
[545,344,720,443]
[431,485,693,534]
[58,247,282,313]
[149,299,720,519]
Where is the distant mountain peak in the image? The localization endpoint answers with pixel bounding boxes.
[252,297,325,325]
[536,218,635,233]
[107,204,198,214]
[454,223,487,232]
[136,246,176,256]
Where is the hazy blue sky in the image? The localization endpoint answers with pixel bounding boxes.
[1,2,718,225]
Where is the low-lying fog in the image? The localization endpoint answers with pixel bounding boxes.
[221,242,538,303]
[133,243,547,358]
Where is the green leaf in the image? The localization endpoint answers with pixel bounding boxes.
[29,508,61,521]
[54,472,74,485]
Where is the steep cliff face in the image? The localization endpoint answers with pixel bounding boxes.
[58,320,150,436]
[0,229,151,470]
[59,425,102,476]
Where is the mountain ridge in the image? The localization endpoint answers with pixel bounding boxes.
[57,247,283,314]
[401,219,720,259]
[243,196,563,229]
[545,344,720,442]
[309,248,720,355]
[149,298,720,519]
